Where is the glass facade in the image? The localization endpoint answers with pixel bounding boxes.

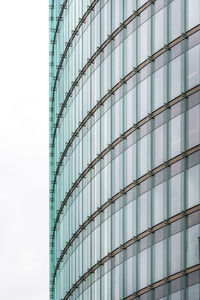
[49,1,200,300]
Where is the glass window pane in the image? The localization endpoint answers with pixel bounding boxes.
[187,283,200,300]
[139,21,148,63]
[187,45,200,90]
[154,240,164,282]
[171,291,181,300]
[186,225,200,268]
[170,173,181,217]
[139,249,148,289]
[170,232,181,274]
[154,125,164,167]
[154,66,164,110]
[139,77,148,120]
[139,192,148,233]
[140,135,148,176]
[126,87,136,130]
[187,164,200,208]
[126,143,136,186]
[170,56,181,99]
[187,0,200,30]
[170,114,181,158]
[170,0,181,41]
[126,32,136,75]
[153,183,164,225]
[125,255,136,297]
[187,105,200,149]
[126,200,136,241]
[154,8,164,52]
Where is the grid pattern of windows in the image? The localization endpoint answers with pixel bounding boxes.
[49,1,200,300]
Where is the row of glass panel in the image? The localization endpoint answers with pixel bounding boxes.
[53,151,200,281]
[53,0,154,78]
[55,47,200,203]
[55,155,200,265]
[73,277,200,300]
[53,91,200,238]
[54,0,200,125]
[53,0,200,116]
[54,212,200,300]
[54,33,200,168]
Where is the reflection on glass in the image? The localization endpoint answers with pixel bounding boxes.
[140,135,148,176]
[187,45,200,90]
[171,291,181,300]
[154,240,164,282]
[170,232,181,274]
[139,21,148,63]
[154,66,164,110]
[139,248,148,289]
[170,56,181,99]
[170,0,181,41]
[139,77,148,120]
[170,173,181,217]
[187,0,200,30]
[126,201,134,241]
[125,256,136,297]
[153,183,164,225]
[187,164,200,208]
[187,105,200,149]
[126,88,136,130]
[154,8,164,52]
[186,225,200,268]
[170,114,181,158]
[139,192,148,233]
[187,283,200,299]
[154,125,164,167]
[126,143,136,186]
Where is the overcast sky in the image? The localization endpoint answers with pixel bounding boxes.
[0,1,49,299]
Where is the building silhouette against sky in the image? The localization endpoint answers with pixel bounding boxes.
[49,0,200,299]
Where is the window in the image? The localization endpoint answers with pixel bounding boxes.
[126,199,136,241]
[186,225,200,268]
[187,105,200,149]
[126,144,134,186]
[139,21,148,63]
[170,114,181,158]
[170,0,181,42]
[139,135,148,176]
[170,55,181,100]
[139,192,148,233]
[139,248,148,289]
[139,77,148,120]
[154,66,164,110]
[187,45,200,90]
[170,173,181,217]
[153,240,164,282]
[154,125,164,167]
[153,183,164,225]
[154,8,164,52]
[170,232,181,274]
[187,0,200,30]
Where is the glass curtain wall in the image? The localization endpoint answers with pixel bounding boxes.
[49,0,200,300]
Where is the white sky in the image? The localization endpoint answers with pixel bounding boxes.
[0,1,49,299]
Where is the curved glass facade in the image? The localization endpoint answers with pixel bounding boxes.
[49,1,200,300]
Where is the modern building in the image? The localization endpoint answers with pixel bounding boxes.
[49,1,200,299]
